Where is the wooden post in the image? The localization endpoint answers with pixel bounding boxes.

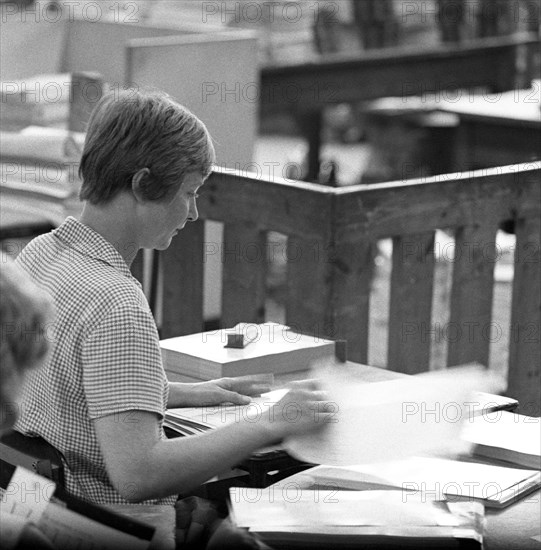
[388,232,436,374]
[286,235,331,339]
[286,229,374,363]
[327,237,374,363]
[351,0,398,49]
[296,110,323,183]
[477,0,518,38]
[508,215,541,415]
[221,222,267,327]
[160,220,205,339]
[447,222,498,367]
[437,0,466,43]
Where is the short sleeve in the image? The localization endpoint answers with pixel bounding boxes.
[82,303,168,419]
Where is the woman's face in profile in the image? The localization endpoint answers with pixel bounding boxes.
[137,172,204,251]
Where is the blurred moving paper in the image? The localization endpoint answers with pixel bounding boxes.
[284,364,504,465]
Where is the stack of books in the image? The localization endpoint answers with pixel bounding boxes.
[0,126,85,228]
[165,388,288,437]
[160,323,337,382]
[0,74,73,131]
[462,411,541,470]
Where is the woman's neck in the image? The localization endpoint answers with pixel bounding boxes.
[79,197,141,266]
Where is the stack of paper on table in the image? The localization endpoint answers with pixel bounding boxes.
[461,411,541,470]
[165,388,288,437]
[284,456,540,509]
[160,323,336,381]
[0,126,85,227]
[229,487,485,548]
[469,391,518,414]
[0,74,73,129]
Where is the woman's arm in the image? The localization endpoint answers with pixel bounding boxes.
[93,382,330,502]
[167,375,273,408]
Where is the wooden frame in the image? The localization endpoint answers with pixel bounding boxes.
[139,162,540,412]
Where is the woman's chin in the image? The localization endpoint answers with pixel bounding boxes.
[153,235,175,250]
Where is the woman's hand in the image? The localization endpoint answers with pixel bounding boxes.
[167,374,273,408]
[261,379,335,441]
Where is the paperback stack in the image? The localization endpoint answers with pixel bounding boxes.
[461,411,541,470]
[0,74,72,130]
[0,126,85,228]
[230,487,486,549]
[160,323,337,382]
[165,388,288,437]
[281,455,541,509]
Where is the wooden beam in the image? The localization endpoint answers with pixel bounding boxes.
[221,222,267,327]
[452,118,541,169]
[296,109,322,183]
[203,165,540,243]
[447,222,498,367]
[161,220,205,339]
[388,232,436,374]
[286,234,374,364]
[508,215,541,415]
[261,34,536,114]
[334,164,541,239]
[201,170,332,241]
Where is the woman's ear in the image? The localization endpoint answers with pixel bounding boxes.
[131,168,150,203]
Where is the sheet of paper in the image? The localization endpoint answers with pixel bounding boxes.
[1,467,55,523]
[284,364,504,465]
[168,388,289,429]
[284,457,540,502]
[356,457,539,501]
[230,487,477,529]
[461,411,541,456]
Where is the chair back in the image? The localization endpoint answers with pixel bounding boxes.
[0,430,64,487]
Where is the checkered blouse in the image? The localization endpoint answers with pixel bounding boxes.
[15,217,176,505]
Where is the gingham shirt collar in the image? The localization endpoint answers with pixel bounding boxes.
[53,217,134,279]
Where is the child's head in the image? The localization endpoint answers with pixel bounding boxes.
[79,88,215,205]
[0,257,53,433]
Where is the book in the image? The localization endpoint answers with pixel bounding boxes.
[165,389,289,460]
[0,127,84,163]
[166,388,288,435]
[470,392,518,414]
[229,487,485,549]
[283,456,541,509]
[461,411,541,470]
[160,323,336,381]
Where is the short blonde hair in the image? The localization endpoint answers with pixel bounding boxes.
[0,257,53,404]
